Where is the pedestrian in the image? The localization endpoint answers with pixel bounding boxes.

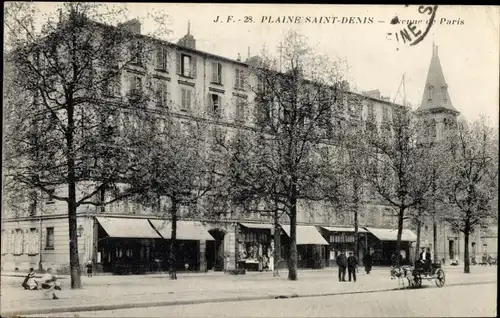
[22,268,37,290]
[86,259,93,278]
[363,252,373,274]
[347,251,358,282]
[336,250,347,282]
[40,268,60,300]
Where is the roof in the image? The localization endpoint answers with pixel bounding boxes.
[365,227,417,242]
[417,44,459,114]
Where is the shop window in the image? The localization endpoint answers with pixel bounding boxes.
[45,227,54,250]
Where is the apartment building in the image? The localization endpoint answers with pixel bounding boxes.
[2,18,426,274]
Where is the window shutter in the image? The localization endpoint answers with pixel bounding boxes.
[33,229,39,254]
[23,229,29,254]
[186,90,192,110]
[176,52,181,74]
[212,62,217,83]
[218,63,223,84]
[181,88,186,109]
[191,57,197,78]
[156,46,163,69]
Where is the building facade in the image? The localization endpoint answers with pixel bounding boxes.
[4,18,458,274]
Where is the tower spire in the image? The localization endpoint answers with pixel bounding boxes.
[187,20,191,35]
[417,44,459,115]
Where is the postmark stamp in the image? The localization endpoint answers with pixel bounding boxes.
[387,5,439,47]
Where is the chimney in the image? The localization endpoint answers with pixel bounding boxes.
[363,89,381,99]
[119,19,141,35]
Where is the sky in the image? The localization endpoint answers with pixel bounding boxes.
[15,3,500,128]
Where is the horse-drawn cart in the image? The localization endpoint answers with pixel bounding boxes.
[391,261,446,288]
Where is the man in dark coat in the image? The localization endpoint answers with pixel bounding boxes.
[336,251,347,282]
[347,251,358,282]
[363,252,373,274]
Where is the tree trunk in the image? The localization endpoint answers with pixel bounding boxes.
[394,206,405,267]
[464,218,470,274]
[354,207,359,260]
[273,208,281,277]
[433,216,438,262]
[169,197,178,280]
[66,101,82,289]
[415,219,421,264]
[288,187,298,281]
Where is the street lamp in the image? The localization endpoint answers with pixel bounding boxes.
[77,225,85,237]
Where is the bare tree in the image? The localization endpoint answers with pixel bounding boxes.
[3,3,169,288]
[131,112,225,279]
[363,106,438,267]
[225,31,349,280]
[440,117,498,273]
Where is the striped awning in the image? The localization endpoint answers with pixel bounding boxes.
[96,217,161,239]
[239,223,274,230]
[149,220,215,241]
[322,226,368,233]
[365,227,417,242]
[280,225,329,245]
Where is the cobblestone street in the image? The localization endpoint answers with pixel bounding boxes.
[31,283,496,317]
[1,266,496,317]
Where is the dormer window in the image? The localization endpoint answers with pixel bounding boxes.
[427,86,434,101]
[441,86,448,101]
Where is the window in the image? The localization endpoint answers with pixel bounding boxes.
[382,107,389,121]
[45,188,55,205]
[29,197,37,217]
[211,62,223,84]
[130,40,143,65]
[28,228,39,255]
[45,227,54,250]
[156,45,168,71]
[441,86,447,101]
[14,229,23,255]
[427,86,433,101]
[235,69,246,90]
[176,52,197,78]
[367,102,375,119]
[102,74,121,97]
[156,81,168,108]
[180,88,192,111]
[1,230,6,255]
[236,98,246,122]
[210,93,221,116]
[130,76,142,96]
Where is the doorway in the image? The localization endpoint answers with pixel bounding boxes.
[207,229,226,271]
[449,240,455,260]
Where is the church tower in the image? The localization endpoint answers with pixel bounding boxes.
[177,21,196,50]
[416,44,460,142]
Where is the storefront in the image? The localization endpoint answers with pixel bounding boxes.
[365,227,417,266]
[320,226,369,267]
[237,223,273,271]
[280,225,329,269]
[96,217,215,274]
[96,217,162,274]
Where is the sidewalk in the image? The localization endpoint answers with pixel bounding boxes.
[1,266,496,317]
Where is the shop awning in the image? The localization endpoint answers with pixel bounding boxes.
[365,227,417,242]
[239,223,274,230]
[280,225,329,245]
[322,226,368,233]
[96,217,161,239]
[149,220,215,241]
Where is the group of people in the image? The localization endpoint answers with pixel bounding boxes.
[21,267,61,299]
[335,251,360,282]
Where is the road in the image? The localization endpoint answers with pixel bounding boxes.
[28,282,496,317]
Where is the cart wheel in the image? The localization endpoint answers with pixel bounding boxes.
[435,269,445,288]
[413,274,422,288]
